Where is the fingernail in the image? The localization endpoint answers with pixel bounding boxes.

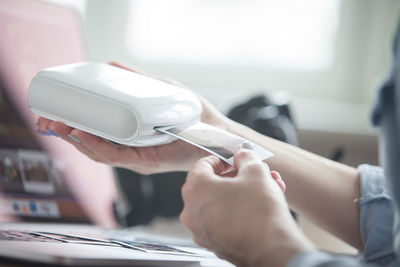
[242,141,255,150]
[68,134,80,143]
[46,129,60,137]
[278,179,286,192]
[36,130,52,136]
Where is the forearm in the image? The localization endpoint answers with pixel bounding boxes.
[225,119,363,250]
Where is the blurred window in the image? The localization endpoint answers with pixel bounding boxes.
[44,0,87,18]
[126,0,341,70]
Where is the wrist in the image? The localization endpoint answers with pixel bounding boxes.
[224,118,243,134]
[250,215,315,267]
[214,113,233,131]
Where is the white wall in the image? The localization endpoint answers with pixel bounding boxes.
[83,1,398,101]
[78,0,400,135]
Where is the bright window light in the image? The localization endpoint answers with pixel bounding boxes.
[126,0,341,70]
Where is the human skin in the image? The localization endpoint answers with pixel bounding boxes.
[225,121,363,251]
[180,151,314,267]
[37,63,363,265]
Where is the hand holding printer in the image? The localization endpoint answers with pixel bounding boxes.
[35,62,231,174]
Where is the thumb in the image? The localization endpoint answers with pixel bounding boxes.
[234,149,270,175]
[109,61,146,75]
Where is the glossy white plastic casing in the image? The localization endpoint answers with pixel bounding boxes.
[28,62,202,146]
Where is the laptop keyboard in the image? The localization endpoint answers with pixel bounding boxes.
[0,230,63,242]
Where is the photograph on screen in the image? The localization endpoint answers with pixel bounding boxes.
[18,150,55,195]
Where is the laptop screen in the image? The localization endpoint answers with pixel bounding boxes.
[0,0,117,226]
[0,81,89,222]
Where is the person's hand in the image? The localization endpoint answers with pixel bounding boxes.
[180,149,314,267]
[36,62,228,174]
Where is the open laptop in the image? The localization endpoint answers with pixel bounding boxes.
[0,0,232,266]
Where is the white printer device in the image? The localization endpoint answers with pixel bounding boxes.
[28,62,202,146]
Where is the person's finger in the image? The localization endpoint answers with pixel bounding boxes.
[234,149,262,169]
[47,121,74,138]
[47,124,106,163]
[37,117,52,133]
[234,149,269,176]
[191,156,227,177]
[270,171,286,192]
[220,165,237,177]
[183,156,225,199]
[69,129,137,165]
[270,170,282,181]
[108,61,146,75]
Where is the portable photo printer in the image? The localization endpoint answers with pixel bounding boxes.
[28,62,202,146]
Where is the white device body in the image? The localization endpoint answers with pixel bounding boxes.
[28,62,202,146]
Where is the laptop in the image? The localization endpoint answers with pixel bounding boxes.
[0,0,232,266]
